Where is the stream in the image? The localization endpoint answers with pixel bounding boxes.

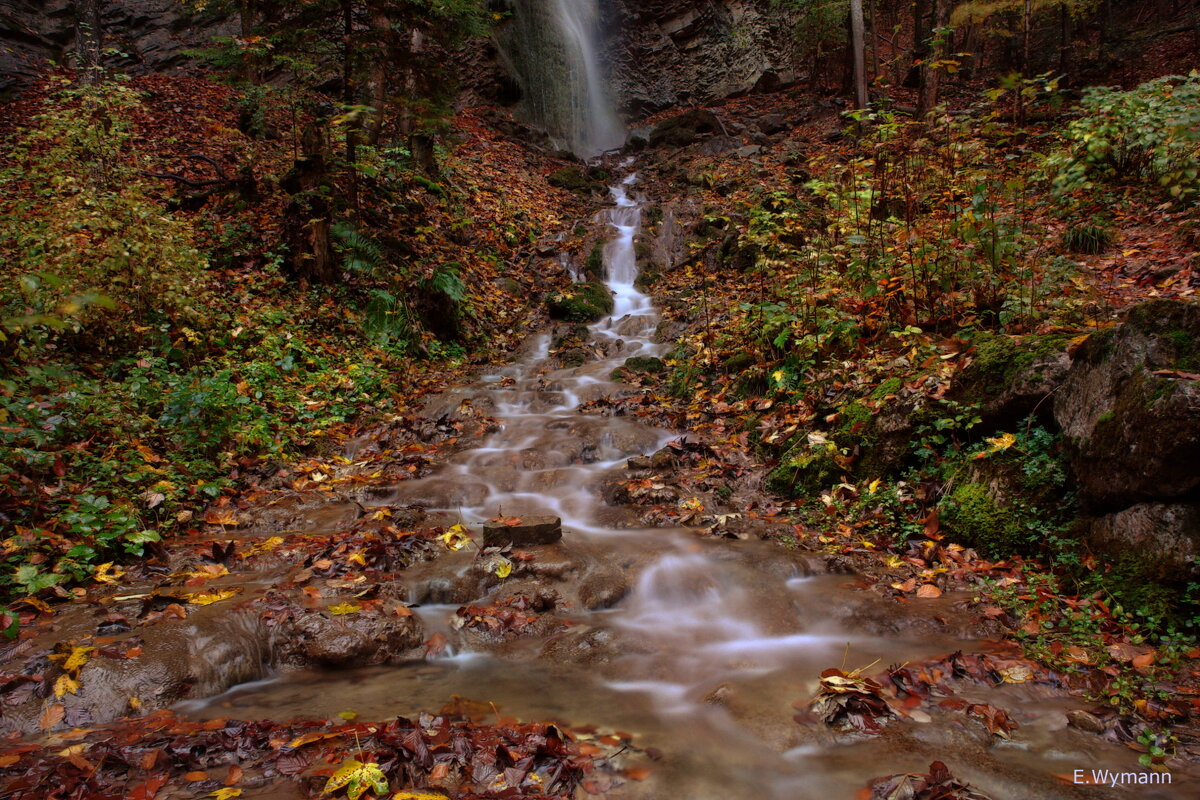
[178,172,1189,799]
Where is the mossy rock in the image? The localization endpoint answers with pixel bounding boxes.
[623,356,666,374]
[939,482,1031,558]
[585,244,605,281]
[722,352,756,374]
[546,283,614,323]
[950,333,1070,427]
[559,348,589,368]
[548,167,602,195]
[634,270,660,291]
[767,435,846,499]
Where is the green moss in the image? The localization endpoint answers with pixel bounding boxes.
[940,482,1030,558]
[547,167,601,195]
[767,436,845,499]
[585,243,605,281]
[546,283,614,323]
[871,377,904,400]
[623,356,666,374]
[722,352,756,374]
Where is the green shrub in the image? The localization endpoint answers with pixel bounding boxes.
[0,78,210,345]
[1048,73,1200,203]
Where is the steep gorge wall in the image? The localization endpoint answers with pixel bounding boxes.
[0,0,234,94]
[604,0,802,118]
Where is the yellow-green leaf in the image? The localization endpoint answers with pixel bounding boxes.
[324,759,388,800]
[210,790,243,800]
[329,602,361,616]
[393,792,449,800]
[493,557,513,580]
[186,588,243,606]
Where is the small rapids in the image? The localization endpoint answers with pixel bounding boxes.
[180,172,1189,799]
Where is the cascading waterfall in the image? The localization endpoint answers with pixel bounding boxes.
[497,0,625,156]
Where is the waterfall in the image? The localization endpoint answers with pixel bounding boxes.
[498,0,625,156]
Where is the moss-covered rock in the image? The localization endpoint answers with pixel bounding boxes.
[939,482,1032,558]
[547,167,602,195]
[950,333,1070,427]
[584,243,605,281]
[722,352,756,374]
[546,283,614,323]
[623,356,666,374]
[1054,298,1200,511]
[766,433,848,499]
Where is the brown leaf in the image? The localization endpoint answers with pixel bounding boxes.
[916,584,942,599]
[39,703,64,730]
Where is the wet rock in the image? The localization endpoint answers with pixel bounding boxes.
[282,605,425,667]
[2,608,271,734]
[648,109,722,148]
[482,515,563,547]
[1066,709,1106,734]
[626,455,653,470]
[578,569,630,610]
[734,145,764,158]
[1054,299,1200,510]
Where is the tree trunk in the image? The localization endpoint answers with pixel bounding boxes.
[342,0,359,214]
[904,0,932,88]
[74,0,103,83]
[1058,2,1072,79]
[282,121,336,283]
[850,0,869,109]
[917,0,950,117]
[239,1,261,83]
[365,1,393,144]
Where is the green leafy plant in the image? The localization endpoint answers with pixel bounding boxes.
[1048,72,1200,203]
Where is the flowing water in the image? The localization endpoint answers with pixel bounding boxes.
[496,0,625,156]
[181,172,1192,799]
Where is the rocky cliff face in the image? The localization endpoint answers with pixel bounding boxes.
[0,0,234,94]
[604,0,801,118]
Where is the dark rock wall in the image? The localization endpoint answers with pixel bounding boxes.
[604,0,802,118]
[0,0,235,94]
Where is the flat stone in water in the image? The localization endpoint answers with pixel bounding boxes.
[482,514,563,547]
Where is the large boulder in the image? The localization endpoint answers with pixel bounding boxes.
[1084,503,1200,580]
[648,109,723,148]
[950,333,1072,428]
[1053,300,1200,511]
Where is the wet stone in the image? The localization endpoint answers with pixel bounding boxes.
[1066,709,1106,734]
[482,514,563,547]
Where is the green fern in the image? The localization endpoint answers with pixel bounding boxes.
[332,222,388,277]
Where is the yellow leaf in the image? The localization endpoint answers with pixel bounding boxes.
[441,524,472,552]
[347,552,367,566]
[324,759,389,800]
[393,792,448,800]
[337,710,358,720]
[211,790,243,800]
[51,646,94,674]
[985,432,1017,453]
[92,562,125,584]
[186,588,243,606]
[493,557,513,580]
[329,602,361,616]
[867,479,881,494]
[54,673,80,698]
[56,743,89,757]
